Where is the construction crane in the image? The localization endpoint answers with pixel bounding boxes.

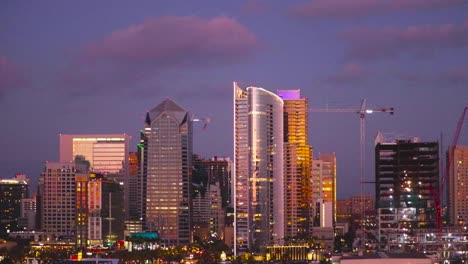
[310,99,394,249]
[433,106,468,230]
[192,117,211,129]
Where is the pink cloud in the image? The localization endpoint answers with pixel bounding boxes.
[83,16,258,65]
[326,62,369,84]
[343,21,468,60]
[0,55,25,97]
[290,0,465,19]
[62,16,258,95]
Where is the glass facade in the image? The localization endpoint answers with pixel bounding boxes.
[234,82,284,253]
[142,99,192,245]
[60,135,130,175]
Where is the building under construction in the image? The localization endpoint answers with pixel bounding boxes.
[375,133,439,250]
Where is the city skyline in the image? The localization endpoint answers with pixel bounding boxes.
[1,1,468,199]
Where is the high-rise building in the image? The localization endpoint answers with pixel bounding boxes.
[140,98,192,245]
[60,134,130,175]
[375,135,438,248]
[234,82,284,254]
[0,174,29,237]
[277,89,313,240]
[319,153,336,224]
[449,145,468,226]
[40,161,89,240]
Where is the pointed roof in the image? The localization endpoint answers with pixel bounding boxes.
[147,98,189,125]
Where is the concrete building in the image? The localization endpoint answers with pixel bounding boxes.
[311,157,336,228]
[140,98,192,245]
[375,134,439,249]
[40,161,88,240]
[234,82,284,254]
[277,90,313,240]
[19,197,36,230]
[449,145,468,226]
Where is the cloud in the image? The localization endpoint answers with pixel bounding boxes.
[290,0,465,20]
[0,55,25,98]
[326,62,369,84]
[62,16,258,95]
[343,21,468,60]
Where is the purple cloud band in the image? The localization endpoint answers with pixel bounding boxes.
[290,0,465,19]
[61,16,259,95]
[343,20,468,60]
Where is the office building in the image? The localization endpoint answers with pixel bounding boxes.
[375,134,439,248]
[449,145,468,226]
[0,174,29,236]
[234,82,284,254]
[140,98,192,245]
[60,134,130,175]
[40,161,89,240]
[277,89,313,240]
[60,134,131,220]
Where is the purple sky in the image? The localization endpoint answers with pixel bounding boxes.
[1,0,467,199]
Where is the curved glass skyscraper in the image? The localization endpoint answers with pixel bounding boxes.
[234,82,284,254]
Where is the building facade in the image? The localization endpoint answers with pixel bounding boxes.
[40,161,88,240]
[311,157,335,228]
[277,90,313,241]
[140,98,193,245]
[449,145,468,226]
[234,82,284,254]
[375,135,439,249]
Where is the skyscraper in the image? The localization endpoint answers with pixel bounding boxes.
[234,82,284,254]
[140,98,193,245]
[449,145,468,226]
[277,89,313,239]
[375,135,438,248]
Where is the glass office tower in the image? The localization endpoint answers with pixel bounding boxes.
[141,98,192,245]
[234,82,284,254]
